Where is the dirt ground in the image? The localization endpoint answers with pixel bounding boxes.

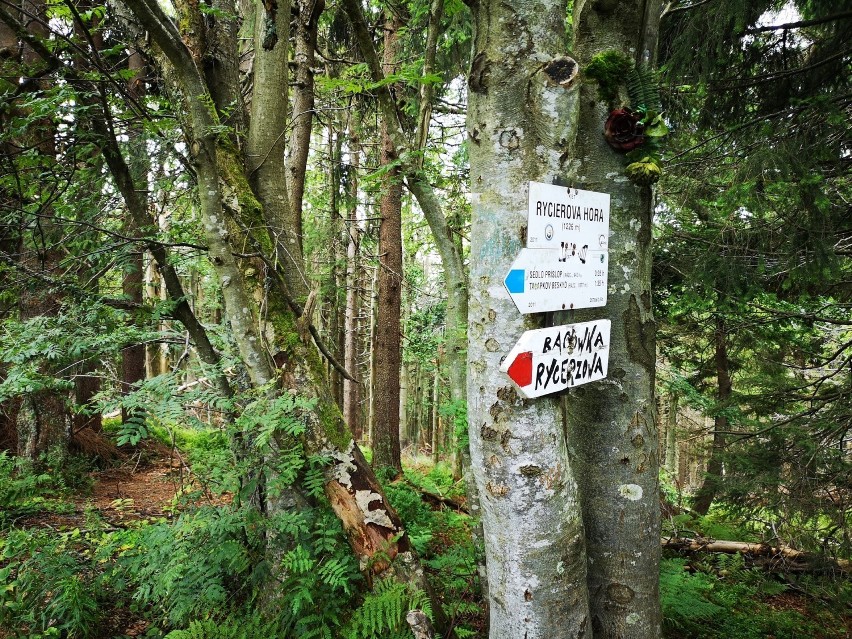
[1,444,228,638]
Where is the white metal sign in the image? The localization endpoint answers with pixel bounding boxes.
[504,248,608,313]
[527,181,610,251]
[500,320,611,398]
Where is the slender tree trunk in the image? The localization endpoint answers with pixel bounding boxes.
[665,393,679,475]
[431,367,440,464]
[326,125,344,407]
[14,0,69,460]
[565,1,663,636]
[693,316,731,515]
[399,361,409,450]
[286,0,324,226]
[144,253,162,377]
[370,8,404,475]
[343,126,362,436]
[466,2,591,636]
[366,260,379,446]
[121,48,148,425]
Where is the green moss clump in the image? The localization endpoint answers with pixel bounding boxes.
[626,156,662,186]
[585,50,634,105]
[217,147,263,222]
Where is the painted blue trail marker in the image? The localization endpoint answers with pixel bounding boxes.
[503,248,608,314]
[505,269,525,294]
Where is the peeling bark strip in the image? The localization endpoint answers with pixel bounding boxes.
[326,441,407,573]
[406,609,435,639]
[467,1,591,637]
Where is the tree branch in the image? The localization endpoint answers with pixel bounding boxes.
[742,11,852,34]
[660,0,715,19]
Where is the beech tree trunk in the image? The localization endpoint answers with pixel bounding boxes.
[122,0,447,622]
[565,0,663,636]
[466,2,591,636]
[286,0,324,228]
[121,49,148,425]
[343,124,362,436]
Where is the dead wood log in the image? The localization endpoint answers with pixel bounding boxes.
[662,537,851,574]
[401,479,469,513]
[406,609,435,639]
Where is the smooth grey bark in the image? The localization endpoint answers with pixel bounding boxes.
[466,1,590,637]
[565,0,663,636]
[245,0,308,303]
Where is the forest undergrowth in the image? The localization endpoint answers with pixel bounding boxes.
[0,425,849,639]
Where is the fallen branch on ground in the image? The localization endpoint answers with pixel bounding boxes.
[662,537,851,574]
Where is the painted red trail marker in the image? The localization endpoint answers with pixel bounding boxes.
[500,319,611,398]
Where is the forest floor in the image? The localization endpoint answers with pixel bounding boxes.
[2,441,850,638]
[1,441,227,638]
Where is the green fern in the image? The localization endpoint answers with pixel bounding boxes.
[165,616,279,639]
[626,64,662,113]
[343,578,431,639]
[165,620,215,639]
[660,558,722,630]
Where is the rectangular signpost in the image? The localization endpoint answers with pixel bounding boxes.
[500,182,613,395]
[503,181,611,314]
[500,320,611,398]
[526,182,610,252]
[504,248,608,313]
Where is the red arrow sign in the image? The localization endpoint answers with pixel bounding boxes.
[500,320,611,398]
[506,351,533,387]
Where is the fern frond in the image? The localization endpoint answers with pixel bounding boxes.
[627,64,661,112]
[165,615,280,639]
[343,579,434,639]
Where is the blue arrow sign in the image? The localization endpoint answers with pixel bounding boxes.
[505,269,525,294]
[503,248,608,314]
